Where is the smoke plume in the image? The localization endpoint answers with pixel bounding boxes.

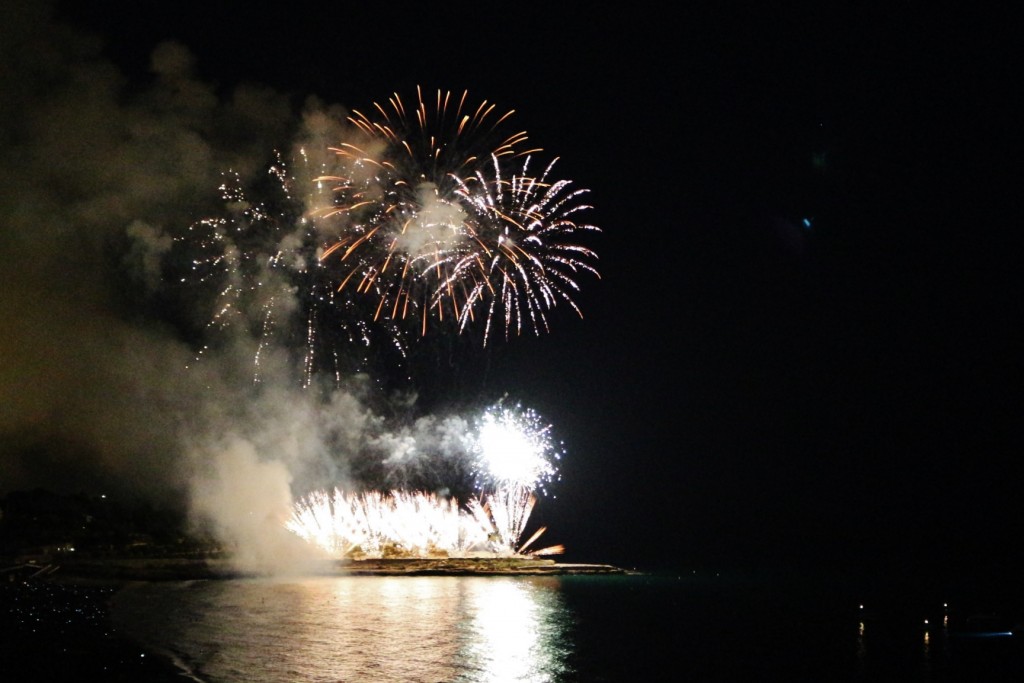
[0,2,471,574]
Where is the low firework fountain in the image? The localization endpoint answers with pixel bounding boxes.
[286,401,564,559]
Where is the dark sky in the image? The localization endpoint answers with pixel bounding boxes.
[3,2,1019,584]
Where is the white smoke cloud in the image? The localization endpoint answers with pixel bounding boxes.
[187,436,323,575]
[372,414,477,492]
[396,183,471,256]
[0,3,361,573]
[0,4,273,509]
[0,3,524,576]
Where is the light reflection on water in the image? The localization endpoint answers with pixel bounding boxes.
[111,576,573,683]
[111,573,1022,681]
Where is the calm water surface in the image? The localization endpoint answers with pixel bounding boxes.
[109,573,1023,682]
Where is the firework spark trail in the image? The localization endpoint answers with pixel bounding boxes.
[286,486,562,558]
[313,86,534,337]
[176,149,409,387]
[180,156,328,385]
[465,485,536,554]
[168,87,598,389]
[314,87,601,345]
[449,155,601,344]
[286,488,497,558]
[467,401,563,553]
[472,401,561,494]
[286,401,565,558]
[175,88,599,388]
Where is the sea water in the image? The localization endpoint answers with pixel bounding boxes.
[109,572,1023,682]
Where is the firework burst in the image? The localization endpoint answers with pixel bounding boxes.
[472,400,561,494]
[315,86,601,345]
[468,400,563,552]
[171,88,600,388]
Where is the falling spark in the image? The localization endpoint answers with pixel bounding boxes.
[173,149,407,388]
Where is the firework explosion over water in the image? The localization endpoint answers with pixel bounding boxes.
[176,87,600,388]
[167,88,596,562]
[165,88,597,561]
[0,8,599,575]
[318,88,600,346]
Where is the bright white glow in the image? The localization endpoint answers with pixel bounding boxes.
[286,401,564,559]
[285,486,561,558]
[464,579,568,682]
[474,403,559,490]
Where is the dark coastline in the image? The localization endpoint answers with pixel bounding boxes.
[45,555,633,581]
[1,575,191,681]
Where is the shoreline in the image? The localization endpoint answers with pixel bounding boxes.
[17,555,634,582]
[0,577,192,681]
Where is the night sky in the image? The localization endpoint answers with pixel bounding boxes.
[2,2,1019,587]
